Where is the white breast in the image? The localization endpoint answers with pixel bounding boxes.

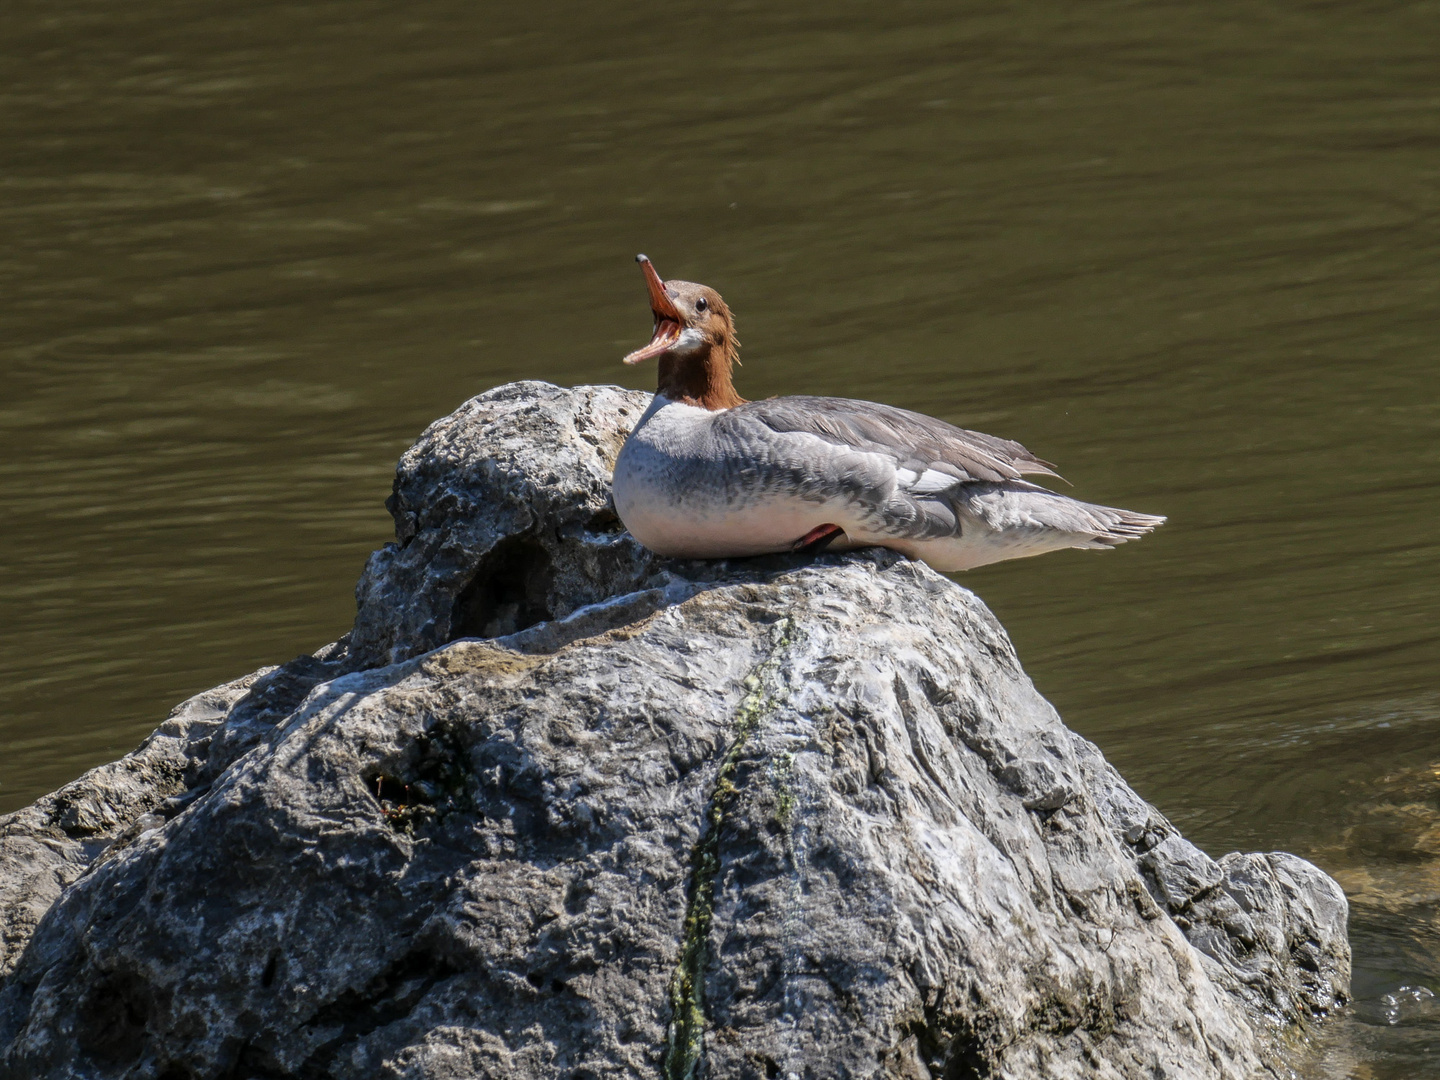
[612,396,851,558]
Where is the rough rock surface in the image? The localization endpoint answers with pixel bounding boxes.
[0,382,1349,1079]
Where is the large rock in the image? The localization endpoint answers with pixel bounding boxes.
[0,382,1348,1079]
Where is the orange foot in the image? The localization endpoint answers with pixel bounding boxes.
[791,523,845,554]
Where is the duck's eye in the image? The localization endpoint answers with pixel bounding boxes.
[695,297,708,312]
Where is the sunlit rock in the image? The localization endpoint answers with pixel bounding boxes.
[0,382,1349,1079]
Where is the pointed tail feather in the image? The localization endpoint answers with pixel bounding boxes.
[1078,505,1167,548]
[951,484,1165,556]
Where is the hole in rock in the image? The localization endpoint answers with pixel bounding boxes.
[77,971,153,1064]
[296,948,460,1077]
[586,506,623,532]
[451,535,555,639]
[896,1017,992,1080]
[563,879,592,915]
[944,1039,991,1080]
[373,774,416,805]
[365,725,478,834]
[227,1040,295,1080]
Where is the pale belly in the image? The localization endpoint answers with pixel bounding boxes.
[881,532,1067,573]
[616,489,850,559]
[615,465,1073,569]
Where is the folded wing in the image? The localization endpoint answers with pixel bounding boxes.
[735,395,1060,485]
[712,396,1161,552]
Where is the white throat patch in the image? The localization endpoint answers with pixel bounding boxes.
[671,327,708,356]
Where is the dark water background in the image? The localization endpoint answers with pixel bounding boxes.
[2,1,1438,1073]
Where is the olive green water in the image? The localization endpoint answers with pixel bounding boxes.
[3,0,1438,1072]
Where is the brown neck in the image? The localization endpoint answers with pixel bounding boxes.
[656,338,746,411]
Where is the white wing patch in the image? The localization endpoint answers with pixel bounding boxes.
[898,467,960,495]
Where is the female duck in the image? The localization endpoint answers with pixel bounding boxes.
[612,256,1163,572]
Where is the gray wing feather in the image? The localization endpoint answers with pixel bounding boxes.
[709,396,1163,549]
[728,395,1059,484]
[704,396,1058,542]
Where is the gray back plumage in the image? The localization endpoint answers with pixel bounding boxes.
[724,395,1059,484]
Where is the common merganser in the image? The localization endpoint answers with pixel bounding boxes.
[612,255,1164,572]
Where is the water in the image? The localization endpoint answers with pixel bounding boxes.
[2,0,1438,1072]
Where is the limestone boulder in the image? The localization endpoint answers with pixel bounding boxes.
[0,382,1348,1080]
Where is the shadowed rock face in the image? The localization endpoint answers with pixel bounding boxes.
[349,383,663,667]
[0,382,1348,1080]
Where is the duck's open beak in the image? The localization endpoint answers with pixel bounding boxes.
[623,254,684,365]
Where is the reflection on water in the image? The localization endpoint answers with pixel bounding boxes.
[1,1,1437,1073]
